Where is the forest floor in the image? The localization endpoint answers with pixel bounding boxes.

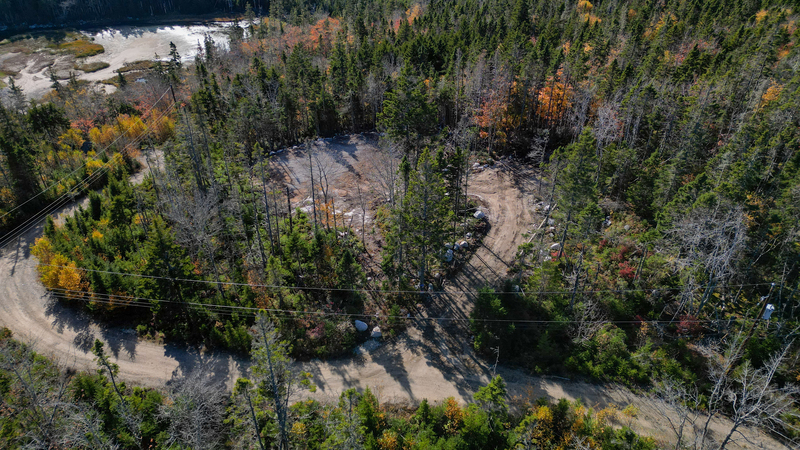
[0,138,787,449]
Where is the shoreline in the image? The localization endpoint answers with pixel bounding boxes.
[0,12,245,40]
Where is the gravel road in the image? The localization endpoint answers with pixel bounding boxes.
[0,138,786,449]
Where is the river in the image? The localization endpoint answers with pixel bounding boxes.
[2,22,233,99]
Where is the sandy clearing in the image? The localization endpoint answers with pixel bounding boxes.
[0,137,787,449]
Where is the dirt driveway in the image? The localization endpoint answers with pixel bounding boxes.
[0,137,786,449]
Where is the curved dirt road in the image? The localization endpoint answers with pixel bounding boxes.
[0,141,787,449]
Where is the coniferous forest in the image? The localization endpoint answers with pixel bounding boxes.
[1,0,800,448]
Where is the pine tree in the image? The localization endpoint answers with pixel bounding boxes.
[401,148,452,286]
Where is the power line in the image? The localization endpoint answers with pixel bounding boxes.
[31,284,770,325]
[0,103,176,249]
[0,101,175,248]
[23,260,775,298]
[0,100,175,248]
[0,88,172,222]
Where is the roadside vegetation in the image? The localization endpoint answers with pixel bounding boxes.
[0,325,656,450]
[1,0,799,448]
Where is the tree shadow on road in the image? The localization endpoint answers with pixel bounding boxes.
[164,343,244,390]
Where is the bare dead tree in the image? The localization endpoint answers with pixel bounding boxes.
[593,102,622,148]
[65,406,119,450]
[163,186,225,295]
[717,346,800,449]
[667,202,748,317]
[568,83,596,138]
[0,338,75,450]
[58,0,77,18]
[695,333,748,448]
[652,331,799,450]
[364,70,387,126]
[650,377,701,450]
[311,147,344,207]
[355,181,369,248]
[569,299,607,344]
[159,370,227,450]
[323,390,365,450]
[365,140,401,207]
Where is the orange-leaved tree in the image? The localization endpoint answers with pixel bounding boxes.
[535,68,573,125]
[475,80,522,152]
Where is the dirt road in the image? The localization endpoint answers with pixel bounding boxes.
[0,137,786,449]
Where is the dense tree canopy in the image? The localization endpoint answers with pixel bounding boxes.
[1,0,800,446]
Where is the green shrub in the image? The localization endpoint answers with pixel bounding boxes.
[57,40,104,57]
[74,61,110,72]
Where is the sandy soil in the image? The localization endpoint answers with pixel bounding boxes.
[0,137,787,449]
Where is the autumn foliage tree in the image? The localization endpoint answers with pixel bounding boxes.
[31,235,89,299]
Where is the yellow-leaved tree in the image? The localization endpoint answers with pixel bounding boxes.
[31,237,89,299]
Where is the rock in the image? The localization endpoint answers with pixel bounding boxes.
[466,232,472,239]
[473,162,481,168]
[549,242,561,250]
[354,320,368,332]
[445,242,453,249]
[473,210,486,219]
[371,327,382,338]
[458,240,469,248]
[624,224,630,231]
[444,249,454,262]
[547,218,555,226]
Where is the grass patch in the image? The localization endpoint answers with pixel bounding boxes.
[117,60,155,73]
[56,40,104,58]
[0,71,18,88]
[74,61,110,73]
[101,72,140,87]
